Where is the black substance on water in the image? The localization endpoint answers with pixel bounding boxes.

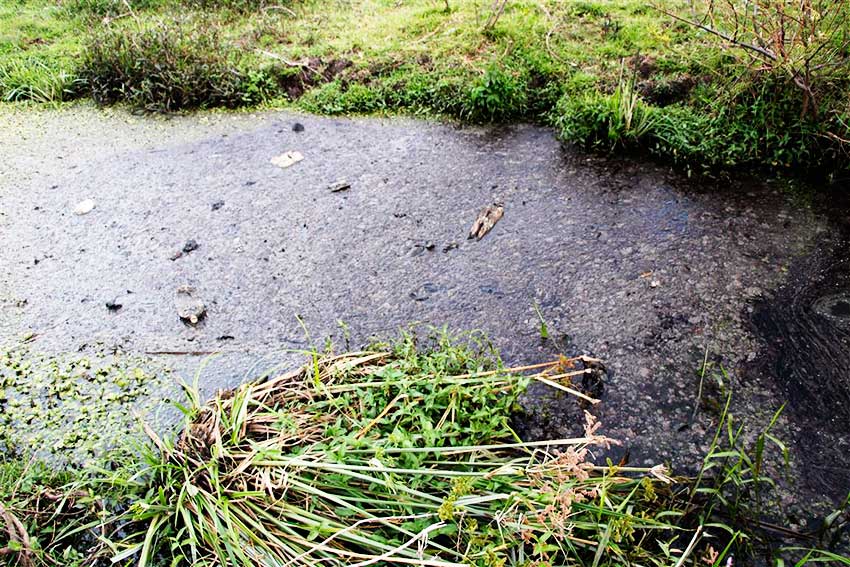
[748,192,850,501]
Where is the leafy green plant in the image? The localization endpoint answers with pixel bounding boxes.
[239,67,276,105]
[299,80,387,115]
[649,77,847,175]
[533,301,549,340]
[464,63,527,122]
[98,333,709,566]
[2,333,848,566]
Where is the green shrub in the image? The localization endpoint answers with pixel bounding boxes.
[298,80,378,114]
[81,22,252,111]
[650,78,849,174]
[297,66,471,118]
[381,67,468,116]
[555,72,850,176]
[238,66,277,104]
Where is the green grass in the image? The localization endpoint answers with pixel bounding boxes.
[0,0,847,173]
[0,0,704,113]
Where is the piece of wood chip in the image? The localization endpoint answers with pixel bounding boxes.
[468,203,504,240]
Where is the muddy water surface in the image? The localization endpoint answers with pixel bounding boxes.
[0,105,847,521]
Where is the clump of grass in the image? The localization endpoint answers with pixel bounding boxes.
[81,21,255,112]
[555,67,656,151]
[106,334,712,566]
[0,57,81,103]
[463,62,528,122]
[298,65,471,118]
[649,79,850,175]
[555,67,850,176]
[0,455,121,566]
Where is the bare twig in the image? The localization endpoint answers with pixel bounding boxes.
[655,6,777,61]
[482,0,509,33]
[261,4,297,16]
[537,1,566,63]
[0,502,33,567]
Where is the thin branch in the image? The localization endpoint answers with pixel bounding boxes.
[655,6,777,61]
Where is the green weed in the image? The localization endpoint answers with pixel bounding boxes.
[555,67,656,151]
[464,62,528,122]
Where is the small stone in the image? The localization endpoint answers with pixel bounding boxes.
[292,123,305,132]
[410,241,436,256]
[443,242,459,252]
[650,280,661,288]
[182,239,200,254]
[105,300,122,312]
[211,200,225,211]
[73,199,96,215]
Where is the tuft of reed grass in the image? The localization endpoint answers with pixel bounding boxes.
[4,332,847,565]
[106,336,705,567]
[81,21,251,112]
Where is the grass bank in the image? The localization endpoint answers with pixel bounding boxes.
[1,332,849,566]
[1,0,848,178]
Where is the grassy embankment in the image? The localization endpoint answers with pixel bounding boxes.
[1,0,848,176]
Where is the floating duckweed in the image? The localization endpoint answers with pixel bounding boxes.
[0,344,179,465]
